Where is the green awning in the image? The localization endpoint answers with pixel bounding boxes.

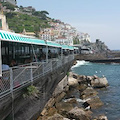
[74,47,79,50]
[30,39,46,46]
[0,30,46,46]
[62,45,74,50]
[47,41,61,48]
[68,46,74,50]
[62,45,69,49]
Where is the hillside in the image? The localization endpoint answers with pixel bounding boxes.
[1,2,52,33]
[5,12,51,33]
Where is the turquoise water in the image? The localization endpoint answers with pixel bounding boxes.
[71,61,120,120]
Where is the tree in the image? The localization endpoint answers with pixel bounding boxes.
[32,10,49,20]
[40,10,49,15]
[2,2,15,11]
[73,36,80,45]
[34,25,40,38]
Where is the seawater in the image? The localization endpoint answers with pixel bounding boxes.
[71,61,120,120]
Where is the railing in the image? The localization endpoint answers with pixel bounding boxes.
[0,55,74,98]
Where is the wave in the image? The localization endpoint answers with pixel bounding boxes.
[71,60,90,68]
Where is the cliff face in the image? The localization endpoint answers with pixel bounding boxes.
[81,39,110,54]
[91,39,110,54]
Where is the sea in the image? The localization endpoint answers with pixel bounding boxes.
[71,61,120,120]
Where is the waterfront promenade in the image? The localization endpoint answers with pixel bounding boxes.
[0,55,74,120]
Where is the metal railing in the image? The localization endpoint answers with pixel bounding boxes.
[0,55,74,98]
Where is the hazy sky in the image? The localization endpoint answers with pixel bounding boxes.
[17,0,120,50]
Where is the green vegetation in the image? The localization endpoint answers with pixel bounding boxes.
[1,2,51,33]
[23,85,39,98]
[1,2,16,11]
[32,10,49,20]
[67,72,69,77]
[73,36,80,44]
[5,12,51,33]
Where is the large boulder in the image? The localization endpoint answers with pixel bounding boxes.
[55,92,66,103]
[46,107,57,117]
[77,75,87,83]
[68,107,91,120]
[80,87,98,99]
[55,101,73,115]
[93,114,108,120]
[53,76,68,97]
[77,83,88,91]
[47,113,71,120]
[47,113,64,120]
[69,72,78,79]
[68,77,78,87]
[91,77,108,88]
[86,96,104,109]
[72,74,78,79]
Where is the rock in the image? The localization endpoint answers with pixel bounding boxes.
[46,107,57,116]
[53,76,68,97]
[99,77,108,87]
[69,72,73,77]
[69,72,78,79]
[86,76,93,81]
[73,61,77,65]
[55,101,73,115]
[93,75,99,79]
[85,110,93,117]
[79,75,86,81]
[47,113,64,120]
[72,73,78,79]
[77,84,88,91]
[63,118,70,120]
[94,114,108,120]
[64,85,69,92]
[86,96,104,109]
[97,115,108,120]
[41,107,57,117]
[41,108,48,116]
[68,107,91,120]
[55,92,66,103]
[77,75,87,84]
[68,77,78,87]
[46,98,55,108]
[81,87,98,99]
[91,77,108,88]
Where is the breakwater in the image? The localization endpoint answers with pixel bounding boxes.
[76,54,120,63]
[88,58,120,63]
[38,70,108,120]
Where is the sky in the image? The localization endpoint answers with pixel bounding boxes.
[17,0,120,50]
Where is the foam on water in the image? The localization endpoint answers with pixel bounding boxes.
[71,60,90,69]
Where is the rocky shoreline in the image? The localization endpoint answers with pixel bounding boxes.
[37,72,109,120]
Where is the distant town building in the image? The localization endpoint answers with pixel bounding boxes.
[55,36,73,46]
[0,0,17,6]
[22,29,36,37]
[80,33,91,42]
